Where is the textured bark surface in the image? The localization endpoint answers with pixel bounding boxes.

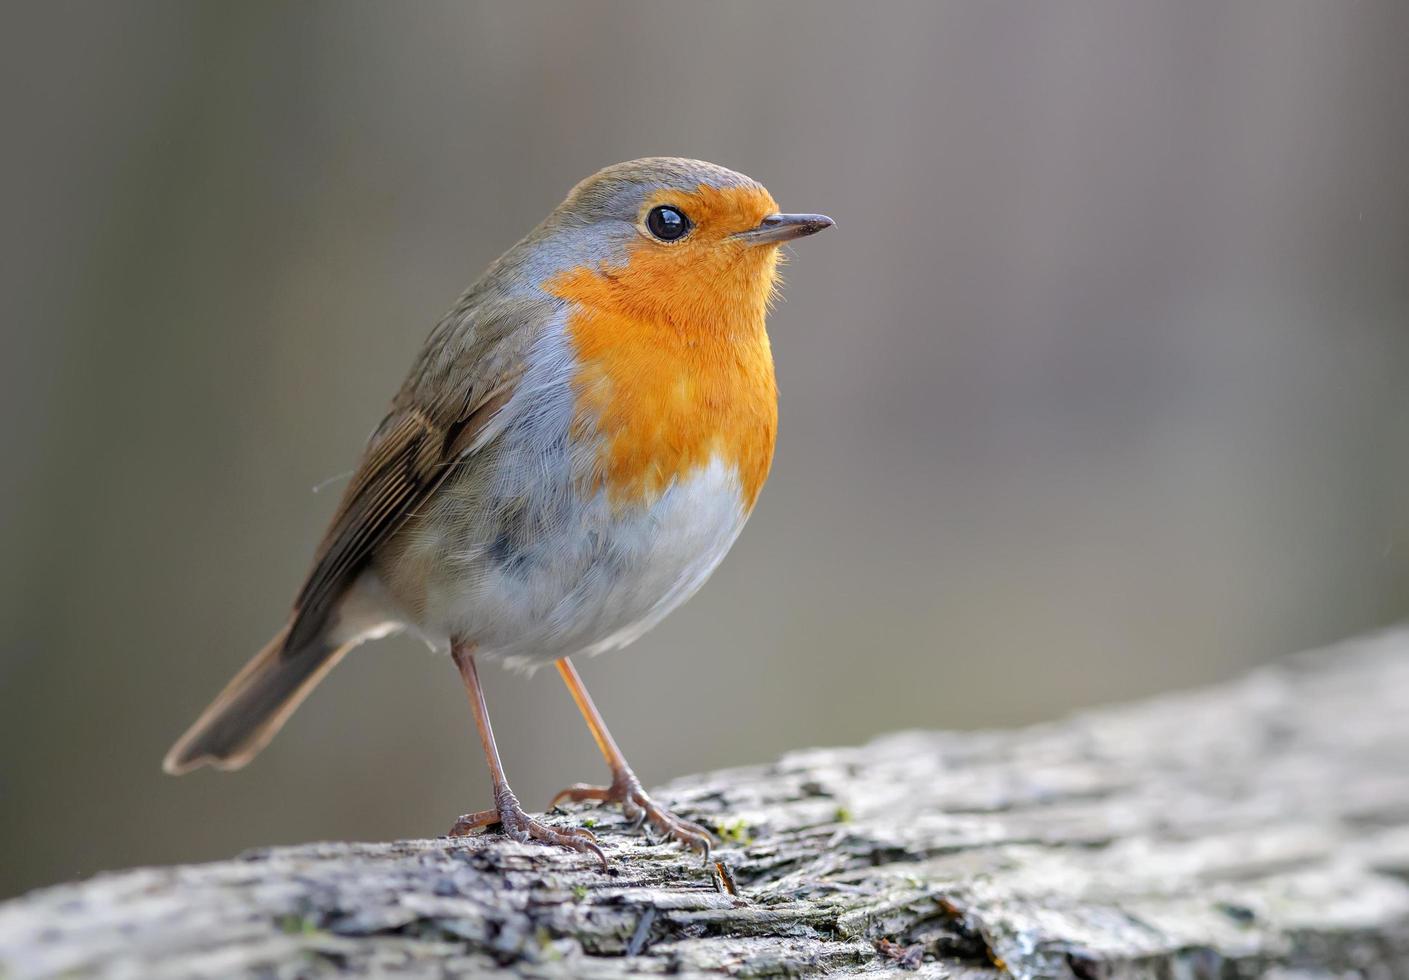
[4,631,1409,979]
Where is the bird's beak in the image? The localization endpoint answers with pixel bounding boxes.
[734,213,835,245]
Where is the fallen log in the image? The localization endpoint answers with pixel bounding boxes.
[3,630,1409,978]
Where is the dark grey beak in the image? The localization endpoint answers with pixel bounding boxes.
[735,213,835,245]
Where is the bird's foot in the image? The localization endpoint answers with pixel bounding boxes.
[450,787,607,870]
[550,769,715,862]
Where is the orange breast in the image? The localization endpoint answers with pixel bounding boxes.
[548,253,779,511]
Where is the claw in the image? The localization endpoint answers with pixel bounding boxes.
[559,824,602,847]
[549,783,612,810]
[450,791,608,871]
[448,807,499,836]
[546,770,717,859]
[621,796,646,826]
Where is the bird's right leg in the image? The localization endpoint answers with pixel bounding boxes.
[447,640,606,869]
[548,657,715,860]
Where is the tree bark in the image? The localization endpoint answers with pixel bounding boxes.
[4,631,1409,979]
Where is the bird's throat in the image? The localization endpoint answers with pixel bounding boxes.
[549,263,778,512]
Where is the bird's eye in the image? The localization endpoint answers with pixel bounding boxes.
[645,205,691,242]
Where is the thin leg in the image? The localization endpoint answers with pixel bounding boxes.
[447,641,606,870]
[550,657,715,860]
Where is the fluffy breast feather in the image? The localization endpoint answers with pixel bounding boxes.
[549,262,779,511]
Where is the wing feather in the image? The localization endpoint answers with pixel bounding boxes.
[281,292,550,652]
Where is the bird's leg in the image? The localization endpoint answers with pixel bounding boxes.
[549,657,716,860]
[447,641,606,870]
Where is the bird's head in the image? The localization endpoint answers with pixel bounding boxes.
[531,158,832,333]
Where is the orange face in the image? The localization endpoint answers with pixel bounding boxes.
[549,184,785,511]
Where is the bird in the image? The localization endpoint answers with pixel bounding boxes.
[163,157,833,868]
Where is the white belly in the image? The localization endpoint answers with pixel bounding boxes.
[381,453,749,670]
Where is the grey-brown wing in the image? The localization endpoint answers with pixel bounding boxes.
[279,286,553,652]
[286,296,551,648]
[284,387,513,652]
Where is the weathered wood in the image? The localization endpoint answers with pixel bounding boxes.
[4,631,1409,979]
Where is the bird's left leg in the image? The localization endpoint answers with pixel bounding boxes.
[446,640,606,869]
[548,657,715,860]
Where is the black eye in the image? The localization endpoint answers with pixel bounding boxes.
[646,205,691,241]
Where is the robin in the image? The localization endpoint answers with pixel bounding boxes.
[163,158,833,868]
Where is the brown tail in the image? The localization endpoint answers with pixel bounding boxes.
[163,623,353,775]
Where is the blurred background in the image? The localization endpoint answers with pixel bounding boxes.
[3,0,1407,899]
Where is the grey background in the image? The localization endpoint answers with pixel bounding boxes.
[3,1,1407,899]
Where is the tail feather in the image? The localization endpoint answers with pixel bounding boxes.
[163,624,352,775]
